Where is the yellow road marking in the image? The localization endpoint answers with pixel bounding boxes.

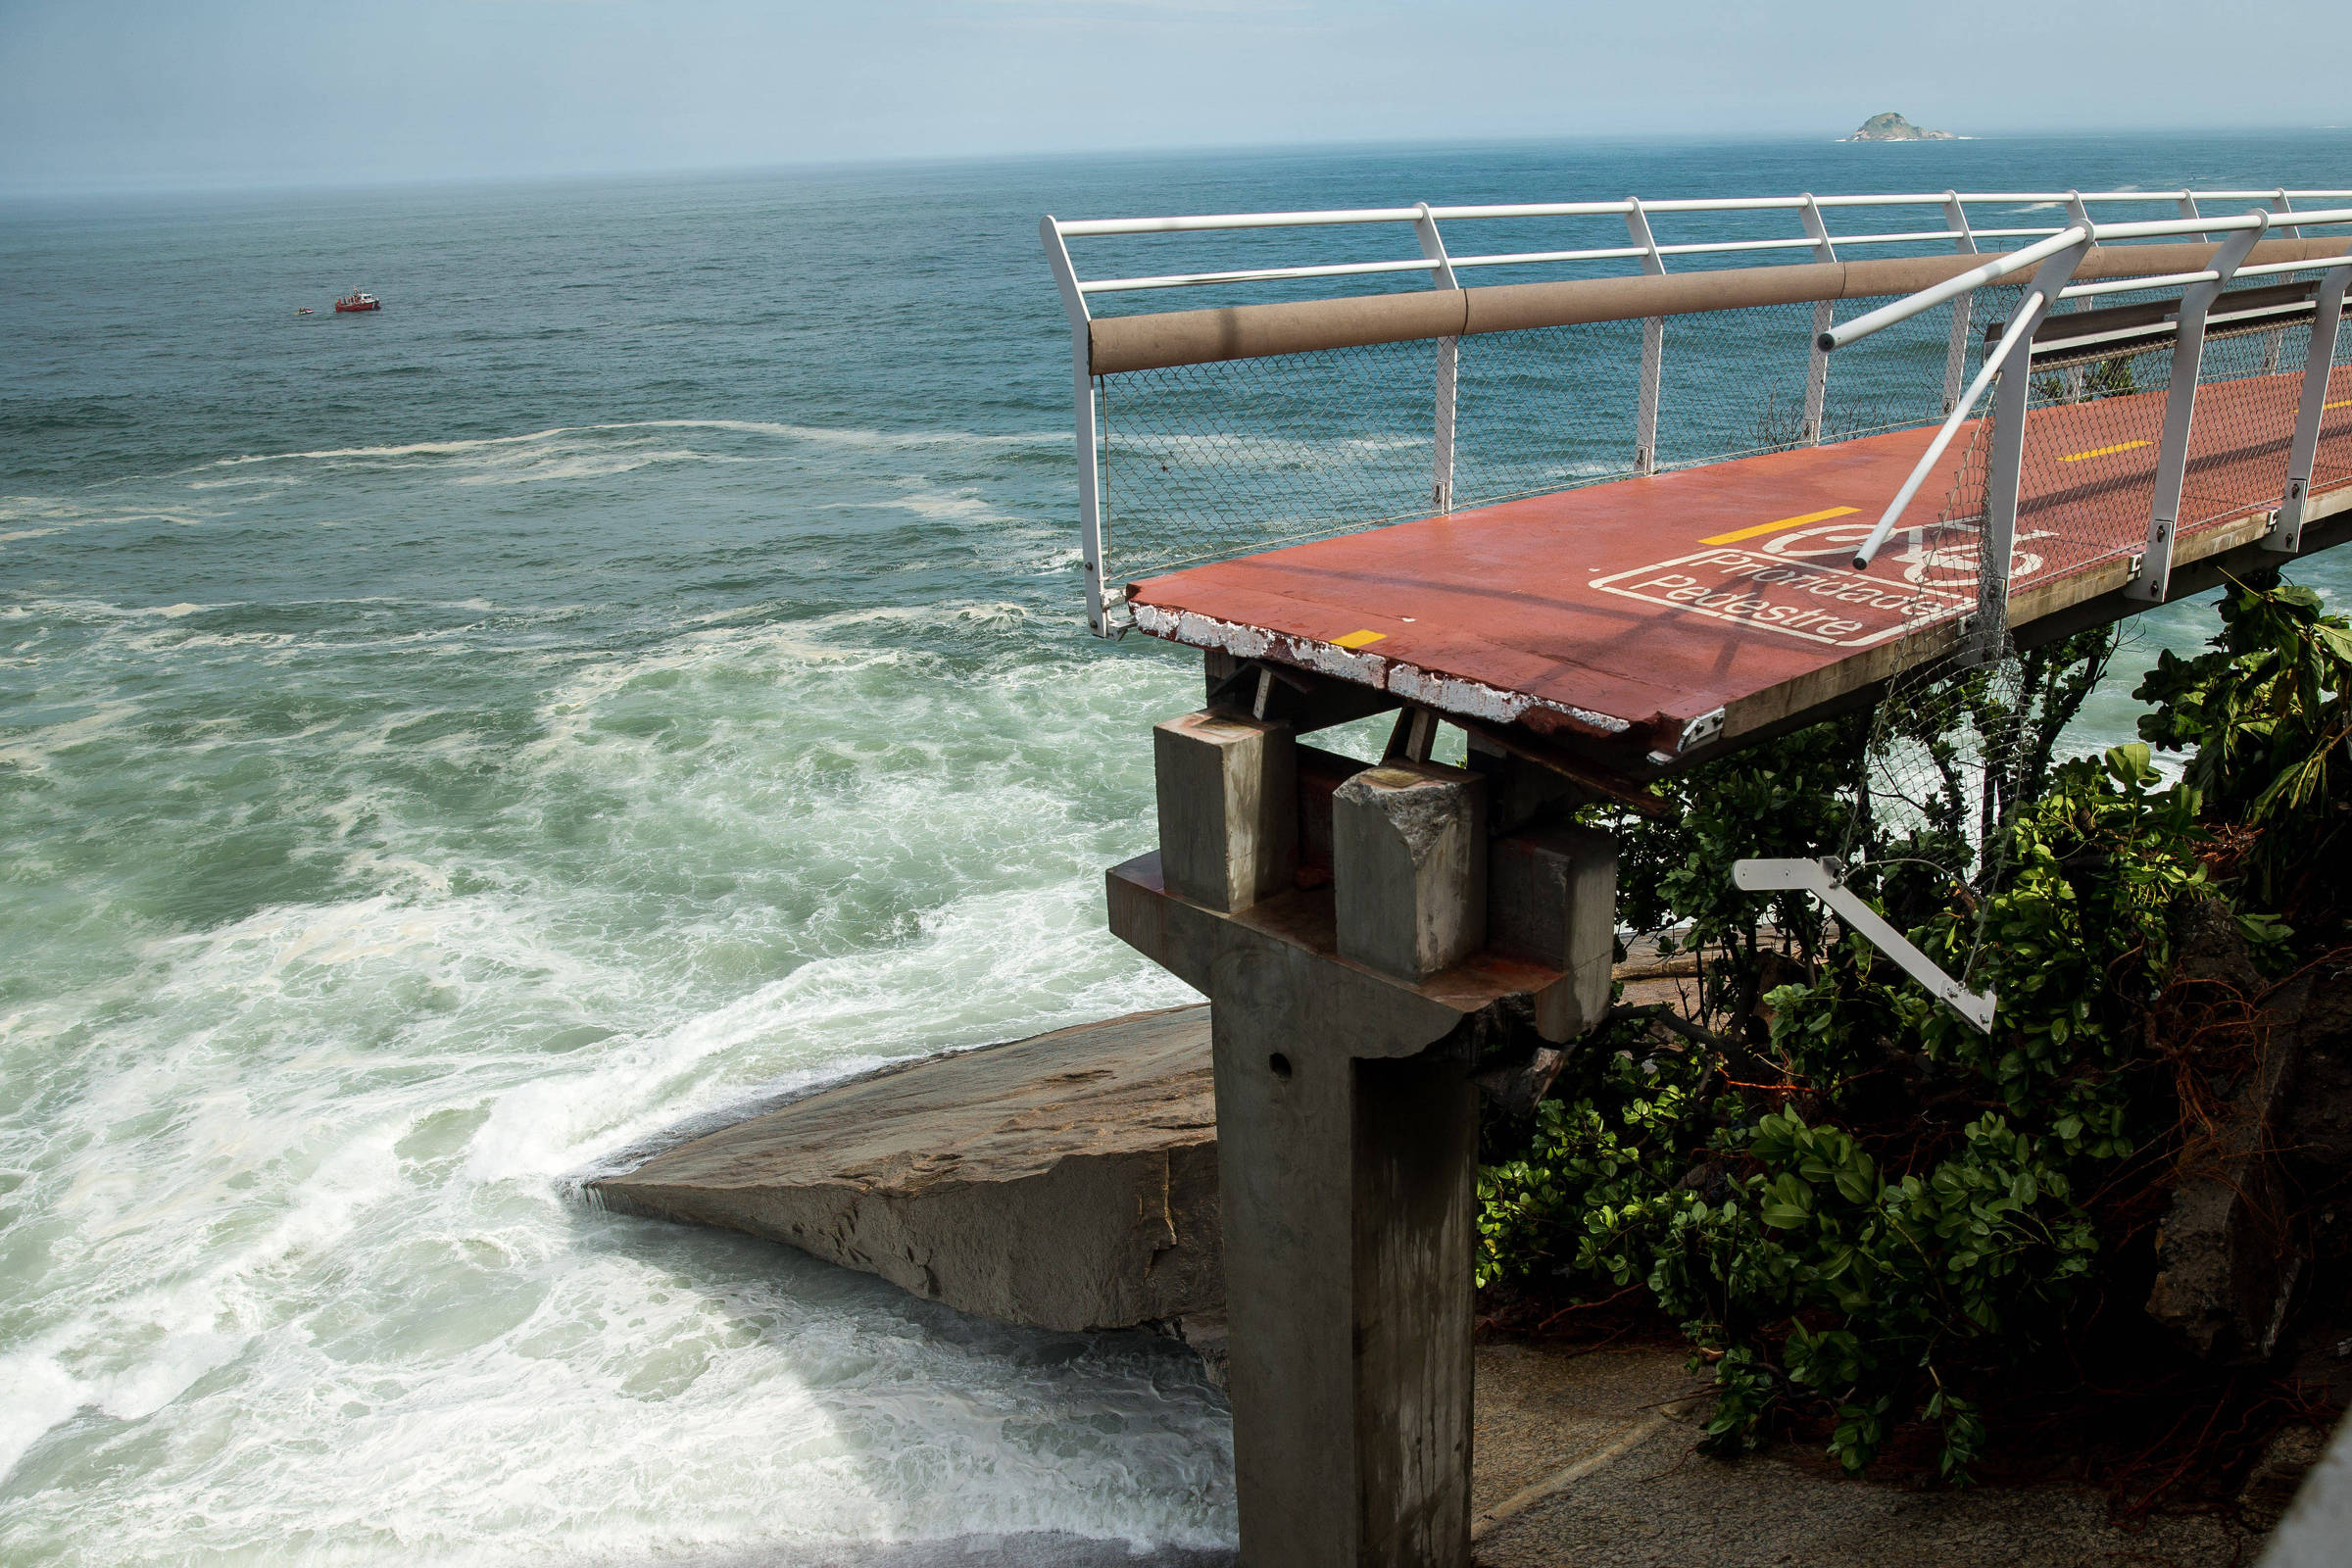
[1332,628,1387,650]
[2059,440,2150,463]
[1698,505,1859,546]
[2328,398,2352,412]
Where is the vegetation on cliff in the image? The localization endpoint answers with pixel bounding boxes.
[1477,577,2347,1485]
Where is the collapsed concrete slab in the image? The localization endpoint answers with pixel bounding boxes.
[589,1005,1220,1335]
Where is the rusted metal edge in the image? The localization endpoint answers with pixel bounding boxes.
[1089,239,2352,375]
[1129,598,1656,747]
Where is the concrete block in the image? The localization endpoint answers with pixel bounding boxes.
[589,1007,1219,1334]
[1490,822,1619,1040]
[1333,761,1486,983]
[1154,710,1297,912]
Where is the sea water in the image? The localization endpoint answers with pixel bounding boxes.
[4,133,2349,1565]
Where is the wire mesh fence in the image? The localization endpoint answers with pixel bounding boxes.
[1091,273,2352,610]
[1095,290,2018,593]
[2314,323,2352,493]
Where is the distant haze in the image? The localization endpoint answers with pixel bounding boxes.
[2,0,2348,195]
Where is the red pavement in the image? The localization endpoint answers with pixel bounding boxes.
[1128,362,2352,756]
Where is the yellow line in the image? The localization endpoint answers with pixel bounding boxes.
[1698,505,1859,546]
[1332,628,1386,650]
[2059,440,2150,463]
[2328,399,2352,412]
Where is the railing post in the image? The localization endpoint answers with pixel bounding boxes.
[1625,198,1666,475]
[2260,191,2297,374]
[1042,216,1113,637]
[1940,192,1981,416]
[1982,240,2092,634]
[2127,214,2272,603]
[2060,194,2096,403]
[1415,203,1462,514]
[2179,192,2214,244]
[2270,262,2351,556]
[1799,194,1837,444]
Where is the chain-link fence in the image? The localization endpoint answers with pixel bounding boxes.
[1094,291,2014,592]
[1091,270,2348,621]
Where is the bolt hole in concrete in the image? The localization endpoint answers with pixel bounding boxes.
[1267,1053,1294,1080]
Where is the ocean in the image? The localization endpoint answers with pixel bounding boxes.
[4,131,2349,1565]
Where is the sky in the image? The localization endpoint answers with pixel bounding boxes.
[1,0,2346,195]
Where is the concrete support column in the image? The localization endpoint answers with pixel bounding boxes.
[1209,939,1478,1568]
[1110,701,1610,1568]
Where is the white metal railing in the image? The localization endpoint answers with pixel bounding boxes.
[1835,204,2352,612]
[1044,187,2352,636]
[1051,190,2352,297]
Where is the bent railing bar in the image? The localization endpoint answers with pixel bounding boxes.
[1849,293,2047,570]
[1826,226,2092,350]
[1940,191,1982,416]
[2271,263,2352,556]
[1626,198,1666,475]
[1415,204,1462,514]
[1800,194,1838,444]
[2127,215,2274,603]
[1829,208,2352,351]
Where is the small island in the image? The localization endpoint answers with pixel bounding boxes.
[1845,110,1958,141]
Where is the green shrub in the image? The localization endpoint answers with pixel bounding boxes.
[1477,584,2330,1481]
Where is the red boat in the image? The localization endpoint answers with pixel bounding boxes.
[334,289,381,313]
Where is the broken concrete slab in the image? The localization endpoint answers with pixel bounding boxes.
[590,1005,1220,1335]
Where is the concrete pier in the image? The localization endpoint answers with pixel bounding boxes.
[1110,685,1614,1568]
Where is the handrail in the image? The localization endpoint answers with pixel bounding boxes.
[1848,295,2046,569]
[1052,190,2352,302]
[1823,227,2088,350]
[1041,181,2352,641]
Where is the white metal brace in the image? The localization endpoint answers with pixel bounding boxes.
[1625,197,1666,475]
[2126,212,2272,603]
[1414,202,1461,514]
[2272,262,2352,555]
[1733,858,1997,1032]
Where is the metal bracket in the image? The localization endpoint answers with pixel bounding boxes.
[1733,858,1996,1032]
[1679,707,1726,751]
